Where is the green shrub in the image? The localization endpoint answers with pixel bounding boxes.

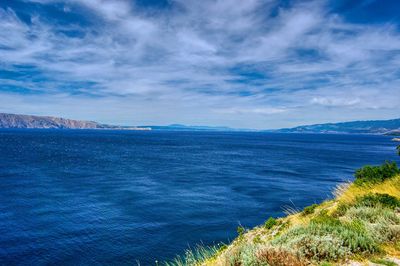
[264,217,277,229]
[369,221,400,243]
[302,204,318,216]
[257,248,307,266]
[253,235,263,244]
[272,226,351,261]
[239,245,260,266]
[355,193,400,209]
[354,161,399,186]
[342,203,400,244]
[333,193,400,221]
[273,212,380,261]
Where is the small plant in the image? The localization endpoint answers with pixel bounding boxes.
[332,203,349,217]
[311,213,341,227]
[253,235,263,244]
[354,161,399,186]
[264,217,277,229]
[237,225,246,239]
[302,204,318,216]
[216,243,228,253]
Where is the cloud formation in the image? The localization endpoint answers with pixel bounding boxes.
[0,0,399,128]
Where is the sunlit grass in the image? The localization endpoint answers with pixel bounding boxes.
[336,175,400,204]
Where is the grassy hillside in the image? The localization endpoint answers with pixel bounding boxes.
[165,162,400,266]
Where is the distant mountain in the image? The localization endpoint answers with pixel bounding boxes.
[3,113,399,134]
[141,124,254,132]
[274,118,400,134]
[0,113,249,131]
[0,113,150,130]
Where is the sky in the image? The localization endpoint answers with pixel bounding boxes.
[0,0,400,129]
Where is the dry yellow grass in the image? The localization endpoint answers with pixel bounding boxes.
[336,175,400,204]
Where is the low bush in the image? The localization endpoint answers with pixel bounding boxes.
[369,221,400,243]
[310,213,341,227]
[272,228,351,262]
[253,235,263,244]
[264,217,277,229]
[343,203,400,243]
[332,203,349,217]
[333,193,400,220]
[302,204,318,216]
[355,193,400,209]
[239,245,260,266]
[257,248,307,266]
[272,211,380,262]
[354,161,399,186]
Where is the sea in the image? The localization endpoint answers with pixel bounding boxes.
[0,130,398,265]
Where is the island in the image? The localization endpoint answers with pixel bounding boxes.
[0,113,151,130]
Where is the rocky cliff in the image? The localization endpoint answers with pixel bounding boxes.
[0,113,117,129]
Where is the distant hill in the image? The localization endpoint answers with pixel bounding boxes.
[0,113,150,130]
[274,118,400,134]
[141,124,253,132]
[2,113,400,134]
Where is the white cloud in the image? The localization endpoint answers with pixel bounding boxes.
[214,107,287,115]
[311,97,361,107]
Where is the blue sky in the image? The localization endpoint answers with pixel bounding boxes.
[0,0,400,129]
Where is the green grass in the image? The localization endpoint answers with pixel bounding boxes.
[264,217,277,229]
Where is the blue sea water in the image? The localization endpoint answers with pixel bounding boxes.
[0,130,398,265]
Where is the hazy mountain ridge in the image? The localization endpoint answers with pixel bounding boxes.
[0,113,112,129]
[1,113,400,134]
[142,124,254,131]
[274,118,400,134]
[0,113,148,130]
